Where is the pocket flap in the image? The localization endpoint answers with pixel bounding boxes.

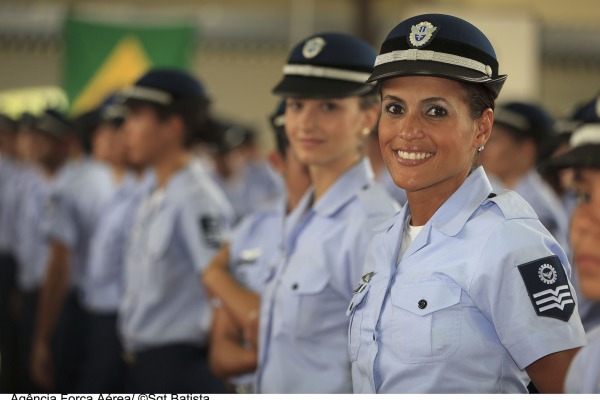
[284,265,331,295]
[391,282,461,316]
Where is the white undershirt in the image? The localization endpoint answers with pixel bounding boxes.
[398,220,424,264]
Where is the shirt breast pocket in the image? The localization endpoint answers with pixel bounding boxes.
[282,265,331,339]
[390,282,462,363]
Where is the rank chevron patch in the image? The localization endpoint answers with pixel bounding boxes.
[518,255,575,322]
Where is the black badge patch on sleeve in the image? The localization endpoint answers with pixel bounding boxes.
[199,215,222,248]
[518,255,574,322]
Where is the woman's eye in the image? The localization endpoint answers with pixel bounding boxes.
[384,103,403,115]
[321,102,337,111]
[425,106,447,117]
[575,190,592,205]
[287,101,302,111]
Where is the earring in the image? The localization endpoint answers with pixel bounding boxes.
[477,145,485,153]
[362,127,371,136]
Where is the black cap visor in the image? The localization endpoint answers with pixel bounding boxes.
[368,60,506,99]
[273,75,376,99]
[540,144,600,173]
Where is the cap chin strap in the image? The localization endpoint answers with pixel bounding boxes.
[283,64,372,83]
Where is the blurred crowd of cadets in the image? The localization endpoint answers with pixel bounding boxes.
[0,72,599,392]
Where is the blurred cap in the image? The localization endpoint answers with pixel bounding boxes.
[18,113,37,131]
[493,101,556,145]
[368,14,506,99]
[273,32,377,98]
[541,95,600,172]
[122,69,210,106]
[213,121,249,154]
[554,95,600,138]
[34,109,73,141]
[100,93,127,124]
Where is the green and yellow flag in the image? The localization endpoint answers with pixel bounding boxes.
[63,16,195,115]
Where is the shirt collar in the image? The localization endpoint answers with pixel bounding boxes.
[313,158,375,217]
[431,166,494,236]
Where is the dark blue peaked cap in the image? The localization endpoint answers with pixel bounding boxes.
[541,95,600,172]
[273,32,377,98]
[369,14,507,99]
[34,109,73,141]
[571,95,600,124]
[494,101,555,144]
[123,69,210,106]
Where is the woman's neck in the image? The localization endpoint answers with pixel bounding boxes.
[310,156,361,202]
[154,149,190,188]
[406,169,469,226]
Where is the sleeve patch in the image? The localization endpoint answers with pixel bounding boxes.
[517,255,574,322]
[199,215,222,248]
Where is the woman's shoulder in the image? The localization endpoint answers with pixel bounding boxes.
[483,189,539,221]
[354,181,401,216]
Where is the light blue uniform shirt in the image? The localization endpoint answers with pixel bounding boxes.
[229,199,285,296]
[211,160,284,224]
[349,167,586,393]
[227,199,286,390]
[44,159,115,291]
[256,159,399,393]
[490,169,570,253]
[119,160,234,352]
[376,165,407,207]
[565,325,600,393]
[81,173,147,313]
[14,168,53,291]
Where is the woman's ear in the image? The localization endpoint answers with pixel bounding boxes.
[474,108,494,149]
[363,103,380,135]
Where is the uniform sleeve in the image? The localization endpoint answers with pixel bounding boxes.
[178,197,232,274]
[470,218,586,370]
[44,189,79,247]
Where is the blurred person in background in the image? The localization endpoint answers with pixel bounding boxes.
[541,103,600,393]
[202,100,310,393]
[255,32,399,393]
[117,69,233,393]
[14,112,71,392]
[540,95,600,332]
[480,101,570,252]
[76,96,148,393]
[0,114,24,392]
[30,109,114,392]
[209,122,284,224]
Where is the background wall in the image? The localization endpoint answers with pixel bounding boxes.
[0,0,599,150]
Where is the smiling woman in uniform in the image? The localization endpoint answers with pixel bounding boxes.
[347,13,586,394]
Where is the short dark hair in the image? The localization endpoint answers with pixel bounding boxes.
[460,82,496,119]
[359,85,380,110]
[273,125,289,157]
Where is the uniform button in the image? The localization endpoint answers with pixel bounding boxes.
[292,283,298,290]
[418,299,427,309]
[372,333,375,341]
